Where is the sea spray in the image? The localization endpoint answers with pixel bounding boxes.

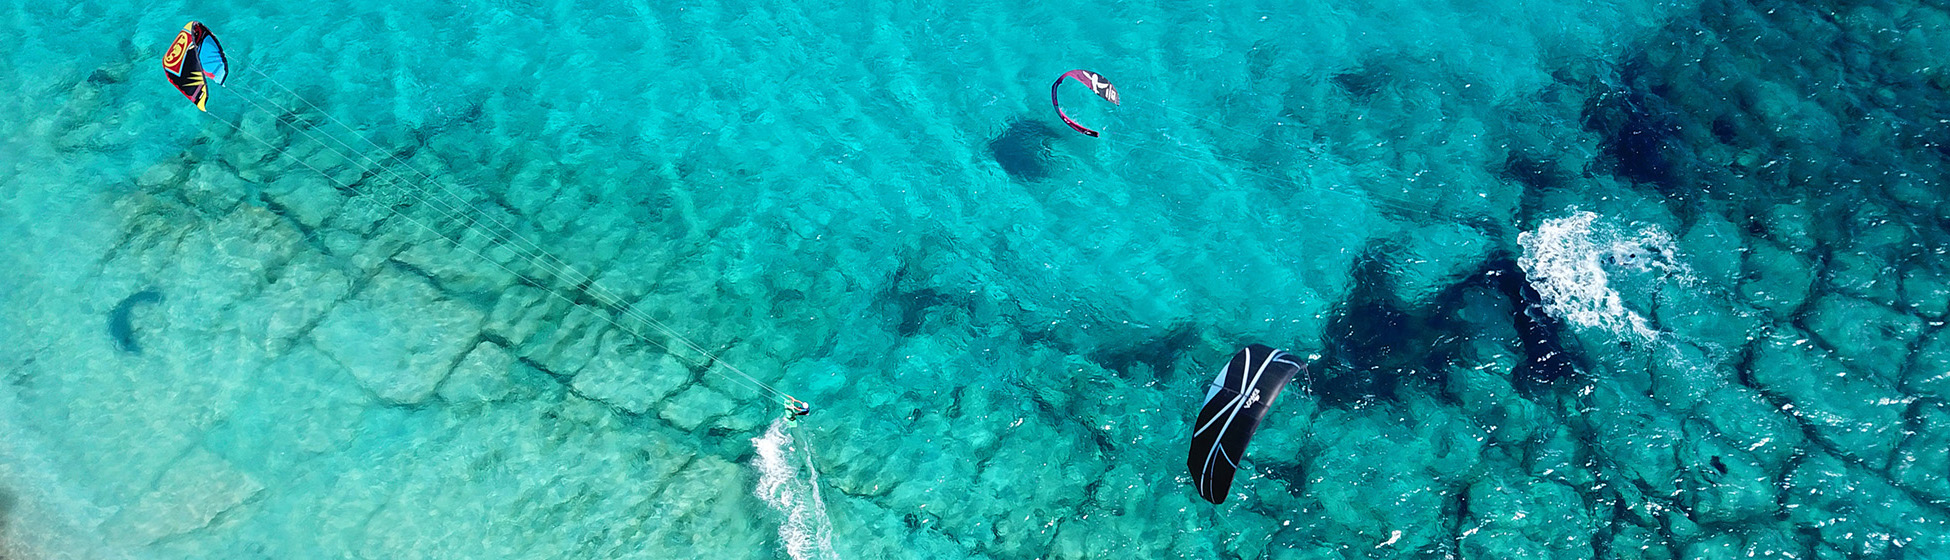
[1517,211,1687,342]
[752,418,839,560]
[1520,210,1755,396]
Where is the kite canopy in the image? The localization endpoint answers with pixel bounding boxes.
[162,21,228,111]
[1050,69,1119,137]
[1189,344,1305,504]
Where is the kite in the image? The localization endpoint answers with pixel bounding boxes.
[162,21,228,111]
[1188,344,1305,504]
[1050,69,1119,137]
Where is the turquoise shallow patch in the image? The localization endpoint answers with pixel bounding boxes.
[2,0,1948,557]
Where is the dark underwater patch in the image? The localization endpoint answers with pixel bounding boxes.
[893,287,956,337]
[1089,325,1199,380]
[1332,64,1392,99]
[1500,150,1567,193]
[1584,66,1683,192]
[875,264,970,338]
[1314,252,1442,405]
[1504,149,1574,225]
[988,119,1060,182]
[1315,251,1585,404]
[1475,257,1584,394]
[108,289,164,354]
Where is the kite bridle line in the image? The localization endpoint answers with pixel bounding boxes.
[203,74,807,411]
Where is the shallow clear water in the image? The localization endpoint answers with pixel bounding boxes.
[3,0,1948,557]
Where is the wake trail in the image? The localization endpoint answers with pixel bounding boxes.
[1517,210,1745,376]
[752,418,839,560]
[1517,211,1689,343]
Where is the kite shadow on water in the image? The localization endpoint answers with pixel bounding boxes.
[108,289,164,354]
[988,118,1062,182]
[986,70,1117,182]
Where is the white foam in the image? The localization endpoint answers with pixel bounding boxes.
[752,418,840,560]
[1517,211,1687,342]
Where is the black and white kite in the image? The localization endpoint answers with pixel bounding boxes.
[1188,344,1305,504]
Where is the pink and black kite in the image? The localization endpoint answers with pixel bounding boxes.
[1051,69,1120,137]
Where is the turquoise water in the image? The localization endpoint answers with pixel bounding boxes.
[3,0,1949,557]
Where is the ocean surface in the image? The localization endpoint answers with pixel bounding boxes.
[2,0,1948,557]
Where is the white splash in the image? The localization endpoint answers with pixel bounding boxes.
[1517,211,1686,341]
[752,418,840,560]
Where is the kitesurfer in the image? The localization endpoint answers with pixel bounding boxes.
[785,397,813,421]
